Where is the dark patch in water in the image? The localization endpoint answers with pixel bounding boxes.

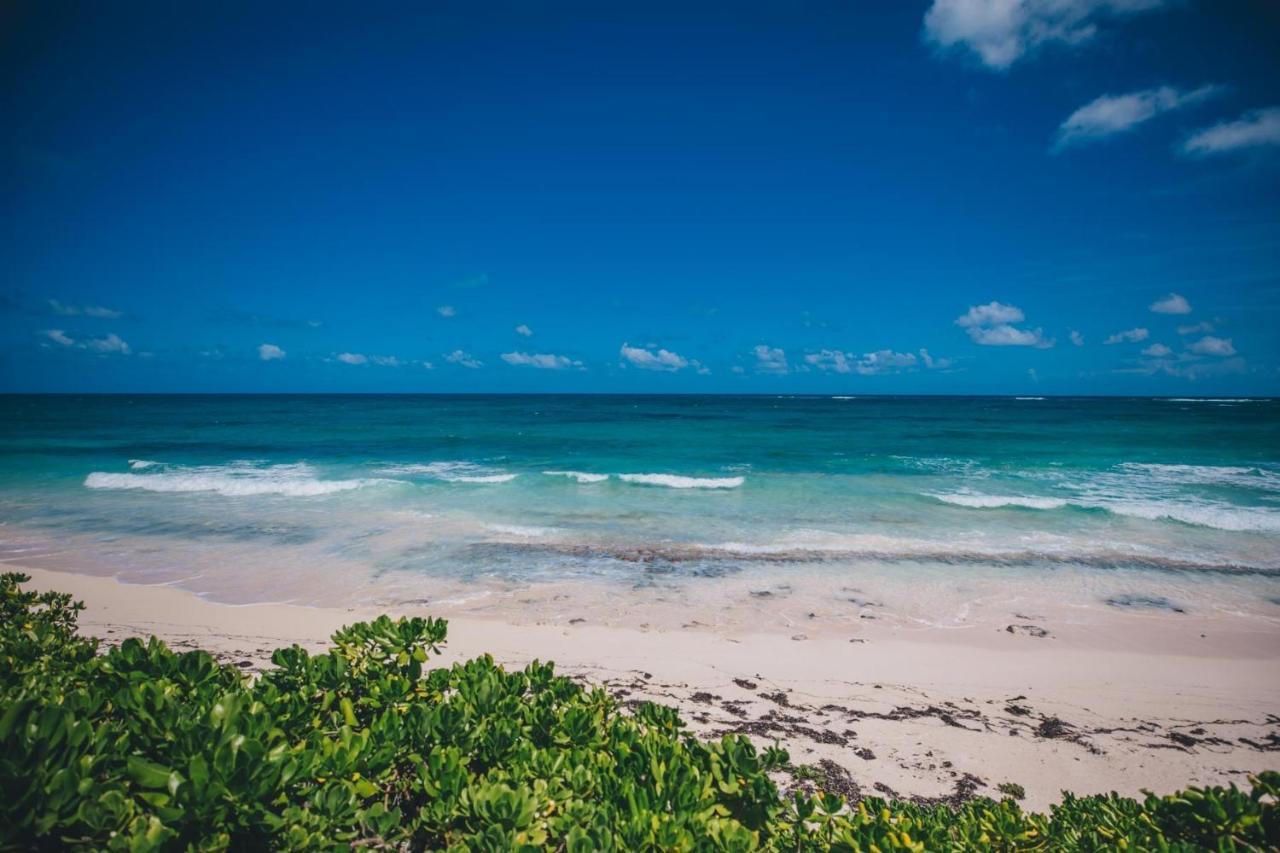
[1106,594,1186,613]
[467,540,1280,577]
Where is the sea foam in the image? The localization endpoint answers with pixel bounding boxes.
[542,470,610,483]
[931,489,1280,532]
[618,473,745,489]
[86,462,389,497]
[931,493,1067,510]
[376,462,517,483]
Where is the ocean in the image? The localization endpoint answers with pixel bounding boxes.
[2,394,1278,631]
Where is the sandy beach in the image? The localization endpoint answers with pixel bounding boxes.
[17,564,1278,813]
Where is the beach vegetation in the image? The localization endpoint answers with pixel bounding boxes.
[1,572,1276,851]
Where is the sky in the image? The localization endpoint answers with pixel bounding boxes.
[2,1,1279,394]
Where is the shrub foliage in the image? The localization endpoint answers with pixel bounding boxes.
[1,572,1276,850]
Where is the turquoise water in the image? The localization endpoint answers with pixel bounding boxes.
[2,395,1278,621]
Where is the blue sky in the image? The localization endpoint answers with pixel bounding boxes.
[2,1,1279,394]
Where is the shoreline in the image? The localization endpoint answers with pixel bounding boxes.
[13,564,1279,812]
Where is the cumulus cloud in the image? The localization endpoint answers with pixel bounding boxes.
[445,349,482,368]
[1054,86,1221,150]
[955,301,1052,347]
[1069,330,1085,346]
[44,329,75,347]
[1182,107,1280,156]
[501,351,584,370]
[752,345,789,374]
[1104,327,1149,344]
[333,352,403,366]
[1177,320,1213,335]
[919,348,954,370]
[515,324,533,337]
[807,347,951,374]
[1141,342,1172,358]
[85,333,130,354]
[922,0,1170,71]
[437,305,456,318]
[805,349,853,373]
[258,343,285,361]
[1149,292,1191,314]
[43,328,132,355]
[48,299,123,319]
[619,343,688,372]
[1188,335,1235,357]
[856,349,919,375]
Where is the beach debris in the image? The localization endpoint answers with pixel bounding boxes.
[1006,624,1051,638]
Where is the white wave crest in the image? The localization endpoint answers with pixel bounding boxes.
[1118,462,1280,490]
[1014,396,1045,401]
[376,461,517,484]
[932,487,1280,532]
[485,523,553,537]
[931,493,1067,510]
[543,470,609,483]
[1102,501,1280,532]
[86,462,391,497]
[618,473,744,489]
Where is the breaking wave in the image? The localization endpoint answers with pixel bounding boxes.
[86,462,392,497]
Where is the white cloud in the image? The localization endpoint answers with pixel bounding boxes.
[1069,329,1085,346]
[1141,342,1172,357]
[968,325,1050,346]
[856,349,919,375]
[437,305,456,318]
[44,329,75,347]
[805,349,852,373]
[693,361,711,375]
[1104,327,1149,344]
[46,329,132,355]
[808,347,950,374]
[1177,320,1213,335]
[1188,335,1235,357]
[1054,86,1220,150]
[336,352,404,367]
[515,324,533,337]
[752,345,789,374]
[48,299,123,319]
[445,349,482,368]
[619,343,688,372]
[1149,292,1191,314]
[919,348,954,369]
[731,365,745,374]
[84,333,130,355]
[922,0,1170,71]
[956,301,1051,347]
[258,343,285,361]
[501,351,583,370]
[1182,107,1280,156]
[956,301,1024,327]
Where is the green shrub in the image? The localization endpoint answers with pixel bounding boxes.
[0,571,1276,850]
